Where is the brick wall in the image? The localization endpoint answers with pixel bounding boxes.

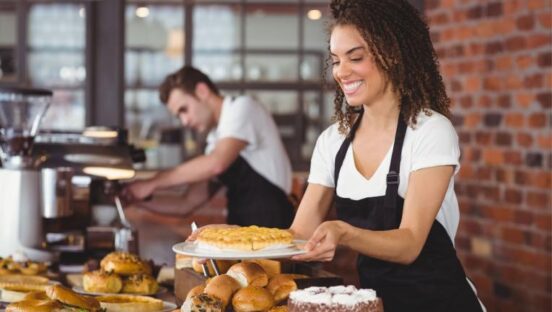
[425,0,551,311]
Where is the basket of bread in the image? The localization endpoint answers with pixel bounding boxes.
[181,261,301,312]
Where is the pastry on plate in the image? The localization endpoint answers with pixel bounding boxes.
[196,226,293,251]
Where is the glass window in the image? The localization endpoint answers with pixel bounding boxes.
[125,3,184,146]
[0,1,17,82]
[193,4,241,83]
[27,3,86,130]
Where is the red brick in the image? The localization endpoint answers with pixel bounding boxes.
[536,92,552,109]
[538,12,552,28]
[464,112,481,127]
[458,164,475,179]
[483,148,504,165]
[527,34,552,49]
[503,0,524,15]
[495,55,513,71]
[528,113,547,128]
[478,95,493,108]
[516,132,534,147]
[504,151,522,165]
[505,113,524,128]
[516,14,536,31]
[459,95,473,108]
[482,205,515,222]
[464,76,481,91]
[528,232,552,250]
[528,0,549,10]
[527,191,551,210]
[515,93,535,108]
[461,147,481,162]
[529,171,552,189]
[537,51,552,67]
[496,168,515,184]
[504,188,523,204]
[505,36,527,51]
[476,131,493,144]
[430,12,449,25]
[505,75,523,90]
[537,133,551,149]
[514,210,534,226]
[523,73,543,88]
[468,43,484,56]
[535,213,552,231]
[500,226,526,244]
[516,54,534,69]
[477,167,493,181]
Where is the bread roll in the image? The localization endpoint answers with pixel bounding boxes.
[185,284,205,302]
[266,274,297,303]
[83,270,123,293]
[180,293,224,312]
[45,284,102,311]
[121,274,159,295]
[22,291,48,301]
[243,259,281,278]
[100,252,151,276]
[5,299,62,312]
[232,286,275,312]
[226,262,268,288]
[191,259,236,276]
[268,306,288,312]
[203,274,240,308]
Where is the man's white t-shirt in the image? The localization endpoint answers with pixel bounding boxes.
[205,96,292,194]
[308,110,461,242]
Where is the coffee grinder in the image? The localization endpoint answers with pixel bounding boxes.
[0,87,54,261]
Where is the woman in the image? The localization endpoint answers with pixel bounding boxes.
[290,0,485,311]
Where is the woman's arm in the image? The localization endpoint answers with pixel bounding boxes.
[289,183,335,240]
[294,165,454,265]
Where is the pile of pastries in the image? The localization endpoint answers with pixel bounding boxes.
[181,261,304,312]
[83,251,159,295]
[0,256,48,276]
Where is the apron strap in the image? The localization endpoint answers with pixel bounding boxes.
[334,109,364,188]
[382,115,408,229]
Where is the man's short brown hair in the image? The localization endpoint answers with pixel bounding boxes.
[158,66,220,104]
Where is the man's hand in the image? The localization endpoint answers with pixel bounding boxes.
[120,179,156,203]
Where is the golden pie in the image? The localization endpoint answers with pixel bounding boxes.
[196,226,293,251]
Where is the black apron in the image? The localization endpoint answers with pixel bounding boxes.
[334,111,483,312]
[218,156,294,229]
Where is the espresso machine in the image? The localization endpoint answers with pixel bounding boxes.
[0,87,54,262]
[0,87,145,263]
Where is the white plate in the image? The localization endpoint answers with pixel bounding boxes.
[72,286,168,297]
[172,240,307,260]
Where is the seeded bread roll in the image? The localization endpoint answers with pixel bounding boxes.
[232,286,275,312]
[180,293,224,312]
[226,262,268,288]
[121,274,159,295]
[83,270,123,293]
[266,274,297,303]
[203,274,240,309]
[185,285,205,302]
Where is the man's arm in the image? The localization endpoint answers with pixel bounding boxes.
[123,137,247,201]
[137,180,223,217]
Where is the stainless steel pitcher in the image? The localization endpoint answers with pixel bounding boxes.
[41,167,74,218]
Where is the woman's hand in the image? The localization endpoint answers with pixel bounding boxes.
[292,220,350,262]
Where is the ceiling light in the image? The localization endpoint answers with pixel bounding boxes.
[136,6,150,18]
[307,9,322,20]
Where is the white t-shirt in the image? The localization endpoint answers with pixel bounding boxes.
[308,110,461,242]
[205,96,292,194]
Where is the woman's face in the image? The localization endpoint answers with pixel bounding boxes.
[167,88,214,133]
[330,24,388,107]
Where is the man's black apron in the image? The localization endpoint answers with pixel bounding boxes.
[333,111,483,312]
[218,156,294,229]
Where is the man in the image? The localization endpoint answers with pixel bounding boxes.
[122,66,294,228]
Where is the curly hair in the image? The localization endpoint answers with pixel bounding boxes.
[328,0,451,134]
[159,66,220,104]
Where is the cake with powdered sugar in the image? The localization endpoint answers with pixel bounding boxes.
[287,285,383,312]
